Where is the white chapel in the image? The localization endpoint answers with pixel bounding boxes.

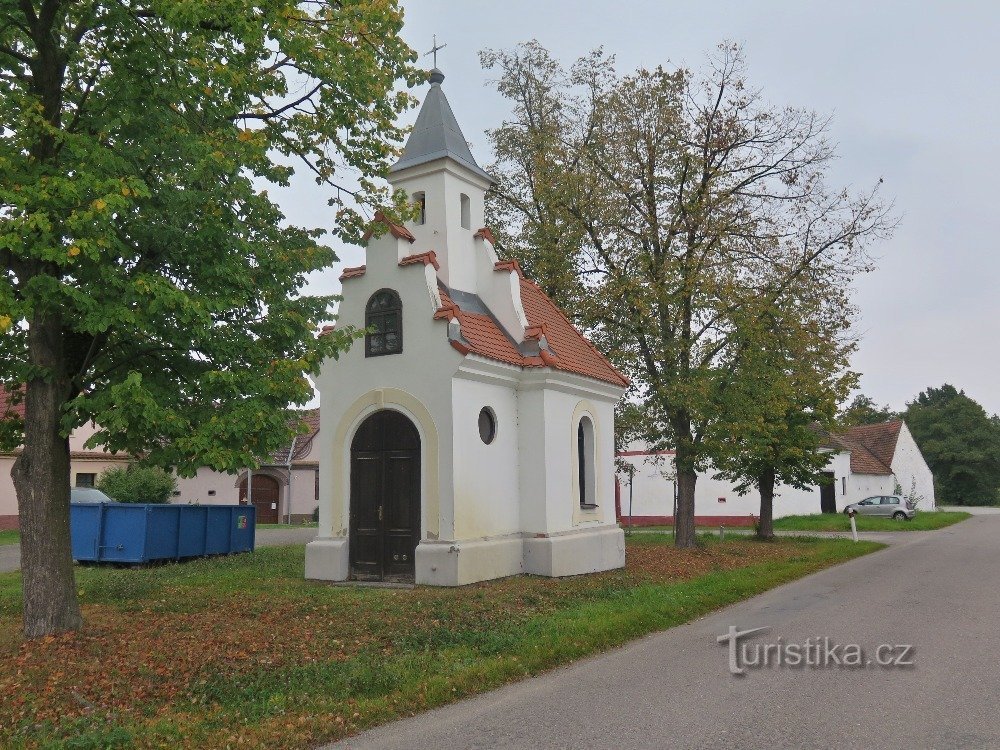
[305,68,628,586]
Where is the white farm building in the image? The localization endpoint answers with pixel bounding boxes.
[616,420,936,526]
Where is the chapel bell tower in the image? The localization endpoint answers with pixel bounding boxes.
[387,68,494,294]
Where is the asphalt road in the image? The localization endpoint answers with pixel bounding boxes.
[0,526,316,574]
[331,515,1000,750]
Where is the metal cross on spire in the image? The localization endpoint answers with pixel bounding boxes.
[425,34,447,68]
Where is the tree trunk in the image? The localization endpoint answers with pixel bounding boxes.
[12,311,82,637]
[671,422,699,547]
[675,467,698,548]
[757,468,776,541]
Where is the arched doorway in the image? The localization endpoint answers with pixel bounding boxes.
[239,474,281,524]
[350,410,421,581]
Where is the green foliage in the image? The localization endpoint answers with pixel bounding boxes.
[839,394,898,427]
[0,1,421,467]
[483,41,893,544]
[96,464,177,504]
[903,385,1000,506]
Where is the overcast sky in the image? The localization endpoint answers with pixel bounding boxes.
[280,0,1000,416]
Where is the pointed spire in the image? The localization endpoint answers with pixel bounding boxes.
[390,69,493,183]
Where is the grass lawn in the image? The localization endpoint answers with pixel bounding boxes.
[0,535,881,749]
[0,531,18,546]
[773,510,971,532]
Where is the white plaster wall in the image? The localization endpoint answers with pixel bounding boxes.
[174,467,240,505]
[1,451,131,522]
[315,229,462,542]
[0,456,15,519]
[846,473,896,505]
[615,446,903,520]
[616,452,675,518]
[890,423,937,509]
[451,371,521,539]
[287,466,319,518]
[527,380,620,534]
[392,161,490,294]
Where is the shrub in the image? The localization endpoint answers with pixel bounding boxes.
[96,465,177,504]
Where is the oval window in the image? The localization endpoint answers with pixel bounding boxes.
[478,407,497,444]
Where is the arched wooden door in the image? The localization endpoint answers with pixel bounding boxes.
[350,410,421,581]
[240,474,280,524]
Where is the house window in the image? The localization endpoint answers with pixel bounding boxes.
[75,473,96,488]
[842,476,846,496]
[478,407,497,444]
[460,193,471,229]
[413,192,426,225]
[365,289,403,357]
[577,416,597,509]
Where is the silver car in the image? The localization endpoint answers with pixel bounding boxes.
[70,487,117,503]
[844,495,915,520]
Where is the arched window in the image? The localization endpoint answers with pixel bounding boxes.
[413,192,426,225]
[577,416,597,508]
[460,193,471,229]
[365,289,402,357]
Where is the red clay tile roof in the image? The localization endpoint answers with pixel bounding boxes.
[0,385,24,420]
[517,278,629,387]
[494,258,523,276]
[817,420,902,475]
[399,250,440,270]
[842,420,902,475]
[475,227,496,244]
[270,409,321,465]
[339,265,366,281]
[436,288,526,367]
[362,211,416,244]
[434,275,629,387]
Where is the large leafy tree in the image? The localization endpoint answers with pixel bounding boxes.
[483,41,892,547]
[0,0,420,637]
[711,289,857,539]
[903,385,1000,505]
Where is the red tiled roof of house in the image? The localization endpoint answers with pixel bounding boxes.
[399,250,440,270]
[434,276,629,387]
[842,420,902,475]
[816,420,902,475]
[362,211,416,244]
[0,385,24,420]
[270,409,321,465]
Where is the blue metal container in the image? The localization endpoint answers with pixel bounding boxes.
[70,503,255,563]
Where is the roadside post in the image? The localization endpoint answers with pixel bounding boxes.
[848,507,859,542]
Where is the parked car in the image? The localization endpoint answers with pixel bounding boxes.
[843,495,915,520]
[70,487,117,504]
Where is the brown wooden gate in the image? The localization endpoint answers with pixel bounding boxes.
[349,410,420,581]
[240,474,281,524]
